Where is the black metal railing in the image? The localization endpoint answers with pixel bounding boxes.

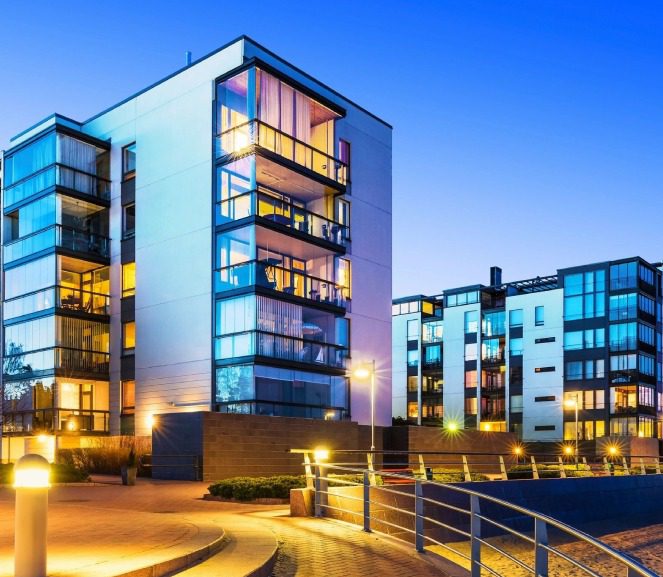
[1,408,110,434]
[216,120,348,185]
[216,189,349,247]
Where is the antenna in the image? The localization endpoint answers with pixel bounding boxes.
[185,51,192,66]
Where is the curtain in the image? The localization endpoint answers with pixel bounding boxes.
[259,71,280,128]
[295,91,311,144]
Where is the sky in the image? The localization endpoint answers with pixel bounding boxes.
[1,1,662,297]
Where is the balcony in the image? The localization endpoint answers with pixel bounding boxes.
[216,189,349,248]
[216,120,348,186]
[3,286,110,320]
[215,260,348,308]
[3,348,110,380]
[1,408,109,434]
[3,164,111,208]
[215,330,347,369]
[482,352,506,364]
[3,224,109,264]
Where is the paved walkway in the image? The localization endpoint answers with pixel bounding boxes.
[0,478,448,577]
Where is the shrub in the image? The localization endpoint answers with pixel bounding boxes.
[0,462,89,484]
[208,475,306,501]
[431,468,489,482]
[58,436,151,475]
[507,463,593,479]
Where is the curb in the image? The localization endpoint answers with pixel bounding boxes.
[245,538,279,577]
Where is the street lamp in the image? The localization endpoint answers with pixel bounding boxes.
[354,360,376,451]
[564,394,580,466]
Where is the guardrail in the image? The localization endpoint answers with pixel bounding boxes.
[295,449,658,577]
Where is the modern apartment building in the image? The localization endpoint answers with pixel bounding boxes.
[393,259,663,442]
[0,36,392,454]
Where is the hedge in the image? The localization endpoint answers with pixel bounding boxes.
[0,462,89,484]
[507,464,594,479]
[208,475,306,501]
[431,468,489,482]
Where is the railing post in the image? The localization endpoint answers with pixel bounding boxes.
[534,518,549,577]
[470,495,481,577]
[462,455,472,482]
[640,457,646,476]
[314,465,322,517]
[363,471,371,533]
[415,479,425,552]
[655,457,661,475]
[558,456,566,478]
[531,456,540,480]
[499,456,508,480]
[367,453,377,486]
[303,452,314,489]
[622,457,630,476]
[418,454,427,480]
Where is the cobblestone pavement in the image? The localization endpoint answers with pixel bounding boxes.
[250,510,446,577]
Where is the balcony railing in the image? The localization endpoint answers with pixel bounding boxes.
[482,352,505,363]
[3,285,110,320]
[3,163,111,207]
[216,189,349,248]
[1,408,110,434]
[216,120,348,185]
[215,330,347,369]
[3,347,110,379]
[609,337,638,352]
[215,260,349,308]
[3,224,110,263]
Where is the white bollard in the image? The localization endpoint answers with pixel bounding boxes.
[14,454,50,577]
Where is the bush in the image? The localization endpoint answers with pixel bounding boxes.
[507,463,593,479]
[58,436,151,475]
[0,462,89,484]
[208,475,306,501]
[431,468,489,482]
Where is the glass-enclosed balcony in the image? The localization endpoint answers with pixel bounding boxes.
[4,224,110,263]
[216,189,349,248]
[4,286,110,320]
[217,120,348,185]
[3,131,110,209]
[1,408,110,434]
[215,330,347,369]
[3,347,110,378]
[215,260,349,308]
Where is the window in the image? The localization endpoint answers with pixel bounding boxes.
[639,386,655,407]
[535,396,556,402]
[564,270,606,320]
[610,354,636,372]
[123,203,135,239]
[639,264,655,286]
[422,301,434,316]
[122,262,136,297]
[407,402,418,419]
[535,337,555,344]
[339,139,351,176]
[407,319,420,340]
[567,359,604,380]
[508,309,523,328]
[407,350,419,367]
[422,321,443,343]
[464,310,478,333]
[564,420,605,440]
[424,345,441,366]
[123,321,136,353]
[423,376,442,393]
[610,261,637,290]
[122,143,136,178]
[639,294,655,316]
[446,291,479,307]
[121,380,135,414]
[565,390,605,410]
[639,354,655,376]
[482,311,505,337]
[482,338,504,362]
[465,370,478,388]
[464,343,477,361]
[509,366,523,386]
[465,397,477,415]
[535,425,555,431]
[510,395,523,413]
[509,337,523,356]
[407,376,418,392]
[534,306,544,326]
[609,323,636,351]
[609,293,637,321]
[535,366,555,373]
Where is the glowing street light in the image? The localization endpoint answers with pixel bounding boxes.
[564,394,580,466]
[14,454,50,577]
[446,421,458,432]
[353,361,376,451]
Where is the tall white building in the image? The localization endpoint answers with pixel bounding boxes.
[0,36,392,453]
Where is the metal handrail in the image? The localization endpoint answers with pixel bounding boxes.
[306,459,658,577]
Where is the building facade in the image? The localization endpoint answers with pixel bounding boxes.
[393,260,663,442]
[1,36,392,453]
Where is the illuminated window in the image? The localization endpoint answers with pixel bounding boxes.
[465,370,477,388]
[121,380,135,415]
[123,321,135,353]
[407,402,418,419]
[407,376,418,392]
[122,262,136,297]
[465,397,477,415]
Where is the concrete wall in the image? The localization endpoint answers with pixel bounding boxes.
[152,411,383,481]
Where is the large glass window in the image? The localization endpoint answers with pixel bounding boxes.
[564,270,605,320]
[424,345,441,366]
[482,311,505,337]
[122,262,136,297]
[610,261,637,290]
[122,321,135,353]
[609,293,637,321]
[422,321,443,343]
[4,255,55,300]
[3,133,56,187]
[508,309,523,328]
[609,323,636,351]
[121,380,135,414]
[464,311,478,333]
[535,306,544,326]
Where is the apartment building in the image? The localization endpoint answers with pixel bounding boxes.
[1,36,392,453]
[393,260,663,442]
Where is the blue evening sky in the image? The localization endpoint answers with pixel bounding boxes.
[2,1,662,297]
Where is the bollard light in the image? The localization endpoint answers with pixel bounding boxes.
[14,453,50,577]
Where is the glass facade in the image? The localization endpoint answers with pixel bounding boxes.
[213,68,351,420]
[2,126,111,435]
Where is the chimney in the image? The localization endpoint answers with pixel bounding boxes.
[490,266,502,286]
[185,51,192,66]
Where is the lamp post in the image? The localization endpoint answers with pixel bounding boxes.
[14,453,51,577]
[564,394,579,466]
[354,360,376,451]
